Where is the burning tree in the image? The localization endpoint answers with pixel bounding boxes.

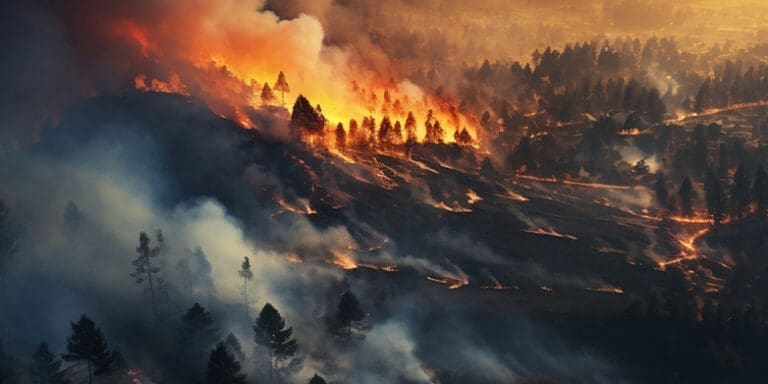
[273,71,290,106]
[206,343,246,384]
[261,82,277,106]
[238,257,254,318]
[404,111,417,141]
[31,343,68,384]
[130,232,163,321]
[62,315,118,384]
[254,303,297,383]
[335,122,346,148]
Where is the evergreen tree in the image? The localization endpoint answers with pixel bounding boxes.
[238,257,253,318]
[62,315,116,384]
[335,123,346,149]
[678,176,694,216]
[31,343,69,384]
[174,303,219,383]
[705,166,726,229]
[273,71,290,106]
[223,333,245,363]
[261,82,277,106]
[308,373,327,384]
[329,291,366,340]
[254,303,297,383]
[177,303,219,360]
[130,232,162,321]
[206,343,246,384]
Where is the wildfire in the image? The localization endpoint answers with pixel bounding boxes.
[426,275,470,289]
[272,198,317,216]
[586,285,624,294]
[524,227,578,240]
[466,189,483,204]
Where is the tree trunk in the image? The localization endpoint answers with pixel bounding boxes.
[269,352,275,384]
[87,360,93,384]
[243,279,248,318]
[146,256,158,321]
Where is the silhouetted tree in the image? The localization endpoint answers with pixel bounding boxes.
[678,176,694,216]
[329,290,368,342]
[31,343,69,384]
[254,303,297,383]
[404,112,417,141]
[178,303,219,360]
[732,163,751,232]
[289,95,325,134]
[335,123,346,148]
[62,315,116,384]
[655,173,670,210]
[261,82,277,106]
[238,257,253,318]
[130,232,162,321]
[274,71,290,106]
[308,373,327,384]
[223,333,245,363]
[705,166,726,230]
[0,200,20,301]
[206,343,246,384]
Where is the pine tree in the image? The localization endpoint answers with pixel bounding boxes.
[238,257,253,318]
[31,343,69,384]
[130,232,162,321]
[177,303,219,361]
[254,303,297,383]
[223,333,245,363]
[61,315,116,384]
[273,71,290,106]
[206,343,246,384]
[261,82,277,106]
[174,303,219,383]
[335,123,346,149]
[308,373,327,384]
[329,290,366,340]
